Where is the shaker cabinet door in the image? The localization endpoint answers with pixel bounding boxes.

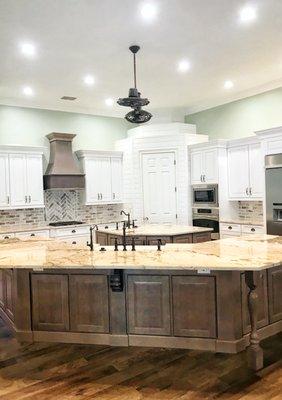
[69,275,110,333]
[190,151,203,184]
[203,149,218,183]
[228,146,249,199]
[268,266,282,323]
[9,154,27,207]
[248,143,263,199]
[127,275,171,336]
[26,154,44,206]
[0,154,10,208]
[111,157,123,202]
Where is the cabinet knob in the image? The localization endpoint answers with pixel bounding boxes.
[72,241,77,245]
[72,229,76,233]
[30,233,35,237]
[4,236,9,239]
[228,226,232,230]
[251,228,255,232]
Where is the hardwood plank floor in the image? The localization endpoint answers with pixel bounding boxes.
[0,320,281,399]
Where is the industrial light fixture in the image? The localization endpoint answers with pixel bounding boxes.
[117,45,152,124]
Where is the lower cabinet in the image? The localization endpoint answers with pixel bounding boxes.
[146,236,172,246]
[192,232,211,243]
[69,275,109,333]
[172,276,216,338]
[268,267,282,323]
[32,274,70,332]
[172,234,193,244]
[241,271,269,334]
[0,270,14,321]
[127,275,171,336]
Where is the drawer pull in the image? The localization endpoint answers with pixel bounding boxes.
[72,241,77,245]
[30,233,35,237]
[228,226,232,230]
[251,228,255,232]
[4,236,9,239]
[72,229,76,233]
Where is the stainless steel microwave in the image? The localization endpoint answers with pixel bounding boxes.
[192,184,218,208]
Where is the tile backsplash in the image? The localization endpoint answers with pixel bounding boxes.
[237,201,264,223]
[0,190,131,227]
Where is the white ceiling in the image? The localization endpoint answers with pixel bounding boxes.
[1,0,282,118]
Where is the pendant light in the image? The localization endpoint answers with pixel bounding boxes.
[117,45,152,124]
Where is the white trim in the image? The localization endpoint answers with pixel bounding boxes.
[75,149,123,159]
[0,145,45,154]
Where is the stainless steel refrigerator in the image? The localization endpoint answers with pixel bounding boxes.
[265,153,282,235]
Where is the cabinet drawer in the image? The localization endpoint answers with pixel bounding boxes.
[15,230,49,239]
[241,225,264,235]
[58,235,89,246]
[0,233,15,240]
[50,226,90,237]
[220,223,242,234]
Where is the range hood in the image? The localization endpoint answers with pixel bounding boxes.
[44,133,85,190]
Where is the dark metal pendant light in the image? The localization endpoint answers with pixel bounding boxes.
[117,45,152,124]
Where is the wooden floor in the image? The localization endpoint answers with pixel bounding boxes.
[0,321,281,399]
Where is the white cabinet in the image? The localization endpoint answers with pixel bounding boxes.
[220,222,265,238]
[76,151,123,205]
[191,148,218,184]
[0,154,10,208]
[227,143,263,200]
[0,147,44,210]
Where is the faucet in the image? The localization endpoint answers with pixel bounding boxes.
[122,221,127,251]
[87,225,99,251]
[120,210,131,228]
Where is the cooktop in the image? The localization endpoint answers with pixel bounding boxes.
[49,221,84,227]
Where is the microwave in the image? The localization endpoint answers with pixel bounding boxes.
[192,184,218,208]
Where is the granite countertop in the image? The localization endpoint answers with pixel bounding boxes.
[0,223,92,234]
[0,235,281,271]
[220,220,264,226]
[98,224,213,236]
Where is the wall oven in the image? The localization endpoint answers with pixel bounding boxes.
[192,208,219,240]
[192,184,218,208]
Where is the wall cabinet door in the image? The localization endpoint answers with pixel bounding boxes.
[228,146,249,199]
[190,151,203,184]
[172,276,216,338]
[69,275,110,333]
[26,154,44,206]
[241,271,269,334]
[203,149,218,183]
[248,143,264,199]
[31,274,69,332]
[9,154,27,207]
[111,157,123,202]
[0,154,10,208]
[127,275,171,336]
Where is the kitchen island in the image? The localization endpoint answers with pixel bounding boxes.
[95,224,213,245]
[0,235,281,372]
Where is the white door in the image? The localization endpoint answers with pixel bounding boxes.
[228,146,249,199]
[203,149,218,183]
[142,152,177,224]
[26,154,44,206]
[248,143,263,199]
[9,154,27,207]
[0,154,10,208]
[84,157,111,204]
[111,157,123,202]
[190,151,203,184]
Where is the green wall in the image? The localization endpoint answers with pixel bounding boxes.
[0,105,129,150]
[185,87,282,139]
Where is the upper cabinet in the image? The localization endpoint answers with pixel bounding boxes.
[227,142,263,200]
[190,148,219,184]
[76,150,123,205]
[0,147,44,210]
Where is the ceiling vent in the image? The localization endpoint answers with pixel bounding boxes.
[61,96,77,101]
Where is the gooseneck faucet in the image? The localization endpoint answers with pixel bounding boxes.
[87,225,99,251]
[122,222,127,251]
[120,210,131,228]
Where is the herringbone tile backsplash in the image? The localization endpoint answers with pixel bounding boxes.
[0,190,130,227]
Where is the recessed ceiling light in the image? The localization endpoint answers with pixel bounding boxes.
[22,86,34,96]
[224,80,234,89]
[83,75,95,86]
[177,60,191,73]
[140,2,158,21]
[239,5,257,23]
[105,98,114,106]
[20,42,36,57]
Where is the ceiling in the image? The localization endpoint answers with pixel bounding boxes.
[1,0,282,118]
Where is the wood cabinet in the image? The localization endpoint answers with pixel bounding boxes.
[268,266,282,323]
[172,276,216,338]
[96,232,108,246]
[227,143,263,200]
[241,272,269,334]
[127,275,171,336]
[31,274,69,332]
[0,270,14,321]
[172,234,193,244]
[69,275,110,333]
[0,149,44,210]
[146,236,172,245]
[76,151,123,205]
[192,232,211,243]
[191,148,218,184]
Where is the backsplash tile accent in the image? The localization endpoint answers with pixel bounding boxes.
[237,201,263,223]
[0,191,131,228]
[0,208,45,227]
